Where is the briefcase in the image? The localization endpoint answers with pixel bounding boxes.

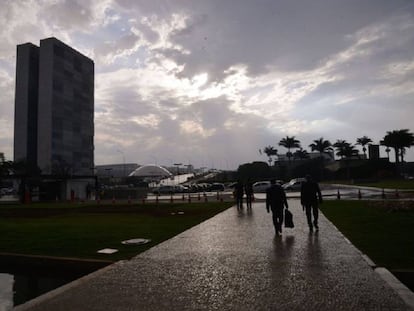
[284,209,294,228]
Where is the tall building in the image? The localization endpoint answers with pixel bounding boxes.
[14,37,94,175]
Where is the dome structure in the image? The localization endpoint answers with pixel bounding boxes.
[129,164,172,177]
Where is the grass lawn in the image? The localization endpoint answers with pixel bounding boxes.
[320,200,414,270]
[0,202,233,262]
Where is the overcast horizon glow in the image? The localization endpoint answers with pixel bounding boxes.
[1,0,414,170]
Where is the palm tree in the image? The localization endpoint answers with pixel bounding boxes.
[293,148,309,160]
[263,145,278,166]
[381,129,414,163]
[385,147,391,159]
[342,144,359,158]
[309,138,333,180]
[333,140,359,159]
[333,140,359,179]
[309,138,333,158]
[278,136,301,162]
[356,136,372,159]
[333,140,348,159]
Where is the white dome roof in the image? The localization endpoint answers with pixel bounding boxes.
[129,165,172,177]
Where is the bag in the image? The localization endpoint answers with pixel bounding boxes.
[284,209,294,228]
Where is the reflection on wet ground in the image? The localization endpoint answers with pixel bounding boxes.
[0,268,85,309]
[14,200,409,310]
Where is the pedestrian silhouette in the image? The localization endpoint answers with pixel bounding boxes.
[235,180,244,211]
[245,179,253,210]
[301,174,323,231]
[266,179,289,236]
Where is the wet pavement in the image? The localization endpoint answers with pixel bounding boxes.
[15,200,411,310]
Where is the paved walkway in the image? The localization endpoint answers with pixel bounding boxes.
[16,200,412,310]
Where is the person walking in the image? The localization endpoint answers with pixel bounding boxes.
[245,179,253,210]
[266,179,289,236]
[301,174,323,231]
[234,180,244,210]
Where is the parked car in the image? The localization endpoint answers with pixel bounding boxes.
[197,183,211,191]
[181,185,191,193]
[174,185,187,193]
[226,182,237,189]
[210,183,225,191]
[0,187,14,196]
[252,181,271,193]
[282,178,306,191]
[153,185,176,195]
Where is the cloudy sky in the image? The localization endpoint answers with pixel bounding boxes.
[1,0,414,170]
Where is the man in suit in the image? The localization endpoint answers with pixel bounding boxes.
[266,179,289,236]
[301,174,323,231]
[234,180,244,211]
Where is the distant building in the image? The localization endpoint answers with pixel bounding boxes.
[96,163,139,178]
[14,37,94,175]
[129,165,172,178]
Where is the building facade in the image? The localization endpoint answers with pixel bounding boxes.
[96,163,140,178]
[14,37,94,175]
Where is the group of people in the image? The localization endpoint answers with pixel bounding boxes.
[234,175,323,235]
[266,175,323,235]
[234,179,253,210]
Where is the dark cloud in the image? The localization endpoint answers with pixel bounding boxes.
[150,0,414,80]
[1,0,414,166]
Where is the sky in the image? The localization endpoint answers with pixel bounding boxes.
[1,0,414,170]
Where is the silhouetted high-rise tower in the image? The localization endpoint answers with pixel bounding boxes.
[14,37,94,175]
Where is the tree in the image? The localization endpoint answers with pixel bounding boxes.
[356,136,372,159]
[333,140,348,159]
[0,153,10,179]
[237,161,272,180]
[385,147,391,159]
[309,138,333,158]
[293,148,309,160]
[381,129,414,163]
[309,138,333,180]
[333,140,358,159]
[263,146,278,166]
[333,140,359,180]
[278,136,301,162]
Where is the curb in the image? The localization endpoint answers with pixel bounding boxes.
[13,260,125,311]
[375,268,414,310]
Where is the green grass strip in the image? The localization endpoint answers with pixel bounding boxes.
[0,202,233,261]
[320,200,414,270]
